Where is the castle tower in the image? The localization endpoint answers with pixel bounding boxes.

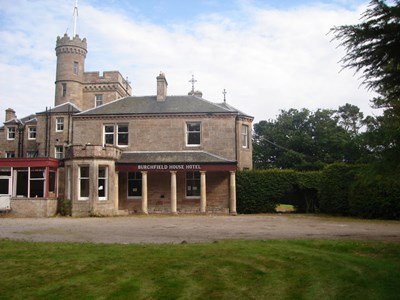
[55,34,87,109]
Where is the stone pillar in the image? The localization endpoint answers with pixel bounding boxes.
[114,171,119,211]
[200,171,207,213]
[170,171,177,214]
[229,171,237,215]
[141,171,148,214]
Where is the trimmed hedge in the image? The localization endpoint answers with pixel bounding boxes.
[236,170,320,214]
[237,164,400,219]
[318,163,360,215]
[349,174,400,219]
[237,170,296,213]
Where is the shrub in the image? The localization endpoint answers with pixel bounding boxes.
[58,199,72,216]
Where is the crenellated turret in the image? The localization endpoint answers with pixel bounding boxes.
[54,34,87,109]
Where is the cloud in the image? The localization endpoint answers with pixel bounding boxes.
[0,0,377,125]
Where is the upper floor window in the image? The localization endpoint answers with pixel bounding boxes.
[62,83,67,97]
[186,122,201,146]
[98,166,108,201]
[55,146,64,159]
[7,127,16,140]
[95,94,103,107]
[5,151,15,158]
[28,126,36,140]
[128,172,142,198]
[73,61,79,75]
[242,125,249,148]
[56,117,64,132]
[186,171,200,198]
[103,124,128,147]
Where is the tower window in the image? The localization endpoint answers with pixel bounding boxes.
[62,83,67,97]
[73,61,79,75]
[95,94,103,107]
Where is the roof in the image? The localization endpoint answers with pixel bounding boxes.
[118,151,236,164]
[1,114,37,129]
[37,102,81,114]
[77,95,252,118]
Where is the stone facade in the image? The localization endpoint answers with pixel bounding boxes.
[0,32,253,217]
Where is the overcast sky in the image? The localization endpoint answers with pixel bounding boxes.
[0,0,381,124]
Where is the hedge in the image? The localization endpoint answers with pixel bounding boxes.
[349,173,400,220]
[318,163,360,215]
[237,164,400,219]
[236,170,320,214]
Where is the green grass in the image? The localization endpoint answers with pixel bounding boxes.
[0,240,399,299]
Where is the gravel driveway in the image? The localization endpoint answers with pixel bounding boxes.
[1,214,399,244]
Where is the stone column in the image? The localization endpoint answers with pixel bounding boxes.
[141,171,148,214]
[114,171,119,211]
[229,171,237,215]
[170,171,177,214]
[200,171,207,213]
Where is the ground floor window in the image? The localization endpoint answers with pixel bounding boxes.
[79,166,90,200]
[186,171,200,198]
[29,168,45,197]
[98,166,108,200]
[128,172,142,198]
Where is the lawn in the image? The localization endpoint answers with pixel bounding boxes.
[0,240,399,299]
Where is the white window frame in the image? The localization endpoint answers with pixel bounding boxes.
[103,124,129,147]
[55,146,63,159]
[117,124,129,147]
[28,126,36,140]
[242,124,249,148]
[98,166,108,201]
[7,127,16,140]
[186,122,201,146]
[95,94,103,107]
[5,151,15,158]
[78,166,90,201]
[56,117,64,132]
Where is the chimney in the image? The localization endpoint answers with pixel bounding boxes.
[156,72,168,101]
[5,108,16,122]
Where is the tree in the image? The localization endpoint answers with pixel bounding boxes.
[331,0,400,173]
[253,107,362,170]
[336,103,364,135]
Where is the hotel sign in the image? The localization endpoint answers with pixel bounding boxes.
[138,164,202,171]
